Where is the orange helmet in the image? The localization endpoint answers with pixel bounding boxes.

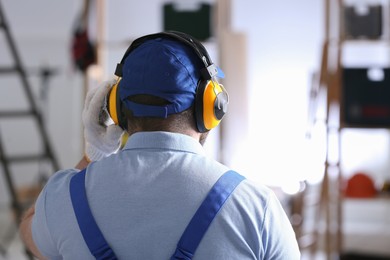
[345,173,377,198]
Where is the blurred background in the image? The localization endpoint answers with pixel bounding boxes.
[0,0,390,259]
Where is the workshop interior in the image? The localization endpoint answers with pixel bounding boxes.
[1,0,390,259]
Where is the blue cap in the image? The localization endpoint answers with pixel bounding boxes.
[118,37,224,118]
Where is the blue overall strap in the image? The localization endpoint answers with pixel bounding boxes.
[69,168,117,260]
[171,170,245,260]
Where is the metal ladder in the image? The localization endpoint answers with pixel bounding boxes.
[0,1,60,257]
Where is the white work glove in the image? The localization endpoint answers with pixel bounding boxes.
[82,79,124,161]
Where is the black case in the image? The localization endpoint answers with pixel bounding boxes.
[344,5,382,39]
[342,68,390,127]
[163,3,212,41]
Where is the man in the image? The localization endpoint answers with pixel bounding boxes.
[20,31,300,259]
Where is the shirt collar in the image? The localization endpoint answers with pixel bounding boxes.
[123,131,206,155]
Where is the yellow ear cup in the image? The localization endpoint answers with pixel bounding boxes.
[108,82,119,125]
[203,81,223,130]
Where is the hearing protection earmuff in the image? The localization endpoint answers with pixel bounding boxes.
[106,31,228,133]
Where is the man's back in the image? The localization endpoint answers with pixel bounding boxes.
[32,132,300,259]
[20,31,301,259]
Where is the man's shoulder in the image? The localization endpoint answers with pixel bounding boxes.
[234,177,274,205]
[42,168,80,198]
[35,168,81,227]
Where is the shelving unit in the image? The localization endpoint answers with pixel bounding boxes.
[306,0,390,259]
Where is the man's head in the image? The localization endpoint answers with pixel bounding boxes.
[108,31,228,143]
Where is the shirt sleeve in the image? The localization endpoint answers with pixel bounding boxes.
[31,168,79,259]
[31,184,61,259]
[261,191,301,260]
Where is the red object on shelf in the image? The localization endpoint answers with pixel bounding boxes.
[345,172,377,198]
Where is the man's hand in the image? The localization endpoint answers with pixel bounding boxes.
[82,79,124,161]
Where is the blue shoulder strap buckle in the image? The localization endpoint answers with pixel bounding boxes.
[69,169,245,260]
